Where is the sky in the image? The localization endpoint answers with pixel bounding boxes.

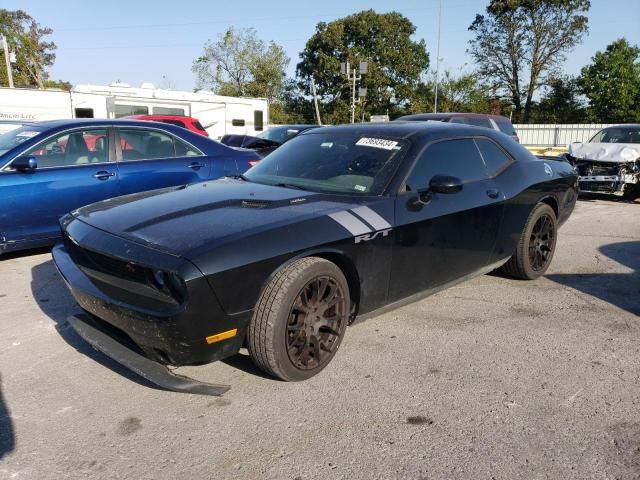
[5,0,640,92]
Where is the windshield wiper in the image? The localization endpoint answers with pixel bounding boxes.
[274,182,306,190]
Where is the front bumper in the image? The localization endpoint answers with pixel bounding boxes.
[578,173,638,195]
[53,221,250,366]
[67,313,230,396]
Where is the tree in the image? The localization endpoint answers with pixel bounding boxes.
[578,39,640,123]
[192,27,289,103]
[404,69,493,115]
[468,0,589,122]
[270,79,317,124]
[530,76,586,122]
[297,10,429,124]
[43,79,72,91]
[0,9,58,88]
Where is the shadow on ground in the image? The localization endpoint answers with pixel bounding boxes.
[30,258,169,392]
[0,373,15,460]
[1,246,51,261]
[547,241,640,317]
[220,351,273,380]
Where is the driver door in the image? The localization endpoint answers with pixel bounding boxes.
[388,137,505,302]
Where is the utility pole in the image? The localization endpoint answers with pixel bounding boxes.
[433,0,442,113]
[311,77,322,125]
[1,34,14,88]
[341,61,368,124]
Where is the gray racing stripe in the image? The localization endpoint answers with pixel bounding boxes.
[328,211,372,236]
[350,206,392,230]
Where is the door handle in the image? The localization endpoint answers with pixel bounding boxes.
[486,188,500,199]
[188,162,205,170]
[93,171,115,180]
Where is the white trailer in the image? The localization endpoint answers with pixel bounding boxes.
[0,83,269,139]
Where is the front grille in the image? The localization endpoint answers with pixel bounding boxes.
[240,199,272,208]
[63,232,147,284]
[83,250,147,283]
[576,162,620,176]
[579,181,617,193]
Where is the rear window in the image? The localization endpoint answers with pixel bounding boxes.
[159,119,187,128]
[450,117,493,129]
[494,118,517,136]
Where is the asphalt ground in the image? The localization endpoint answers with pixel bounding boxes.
[1,197,639,480]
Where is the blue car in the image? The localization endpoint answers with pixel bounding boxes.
[0,119,259,254]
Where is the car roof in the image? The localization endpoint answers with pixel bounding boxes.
[127,115,197,121]
[272,124,320,129]
[398,112,511,121]
[299,121,501,141]
[26,118,193,129]
[600,124,640,129]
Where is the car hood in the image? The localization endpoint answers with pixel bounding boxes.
[71,178,388,263]
[568,142,640,163]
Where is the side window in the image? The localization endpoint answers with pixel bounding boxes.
[74,108,94,118]
[174,138,202,157]
[118,129,176,161]
[254,110,264,131]
[114,105,149,118]
[405,138,487,191]
[475,138,512,176]
[152,106,185,115]
[23,129,110,168]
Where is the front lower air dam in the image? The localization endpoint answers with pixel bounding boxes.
[67,314,230,396]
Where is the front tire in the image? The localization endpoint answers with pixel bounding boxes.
[500,203,557,280]
[248,257,350,381]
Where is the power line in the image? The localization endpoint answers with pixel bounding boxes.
[54,2,479,32]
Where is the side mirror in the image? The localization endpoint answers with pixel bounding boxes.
[429,175,463,194]
[408,175,464,210]
[11,155,37,172]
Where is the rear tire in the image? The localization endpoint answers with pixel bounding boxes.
[500,203,557,280]
[248,257,350,381]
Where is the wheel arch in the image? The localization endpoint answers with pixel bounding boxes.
[263,249,361,319]
[538,195,558,218]
[313,251,361,318]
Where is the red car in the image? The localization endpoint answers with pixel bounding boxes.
[127,115,209,137]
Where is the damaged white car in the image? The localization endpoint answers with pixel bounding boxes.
[567,125,640,197]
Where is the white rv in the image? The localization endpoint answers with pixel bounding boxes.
[0,83,269,139]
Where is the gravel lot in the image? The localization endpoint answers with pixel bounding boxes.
[1,198,639,480]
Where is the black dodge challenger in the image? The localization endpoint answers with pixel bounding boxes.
[53,122,578,386]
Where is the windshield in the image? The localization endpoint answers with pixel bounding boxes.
[244,131,409,195]
[0,126,44,156]
[589,127,640,144]
[256,126,303,144]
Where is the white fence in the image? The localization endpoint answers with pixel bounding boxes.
[513,123,617,146]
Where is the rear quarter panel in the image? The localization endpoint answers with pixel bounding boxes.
[490,158,577,265]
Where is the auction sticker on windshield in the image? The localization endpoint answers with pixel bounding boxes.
[356,137,399,150]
